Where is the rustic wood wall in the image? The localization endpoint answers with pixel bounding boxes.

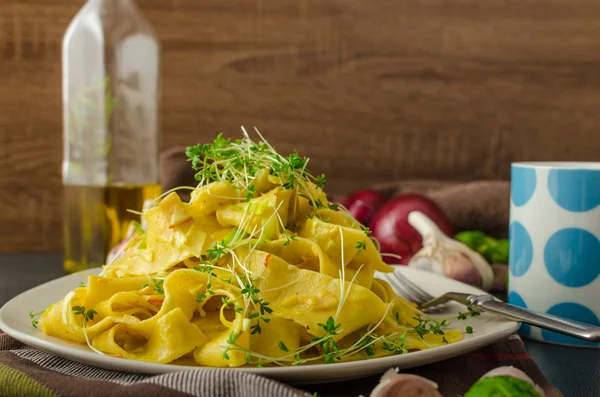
[1,0,600,252]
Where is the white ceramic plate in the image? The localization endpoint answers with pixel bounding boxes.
[0,266,518,383]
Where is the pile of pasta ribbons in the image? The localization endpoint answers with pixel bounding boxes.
[39,132,463,367]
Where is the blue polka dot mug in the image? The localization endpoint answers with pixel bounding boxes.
[509,162,600,347]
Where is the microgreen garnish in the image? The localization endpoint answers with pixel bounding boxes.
[195,293,207,303]
[382,332,408,355]
[314,174,326,189]
[142,278,164,295]
[365,344,376,357]
[71,305,107,356]
[256,357,263,368]
[185,129,331,216]
[458,306,481,320]
[206,240,228,261]
[412,318,431,338]
[221,296,231,308]
[72,306,97,323]
[244,184,256,202]
[29,310,44,328]
[311,198,325,209]
[240,281,273,335]
[362,226,371,236]
[206,282,215,295]
[328,203,339,210]
[241,282,260,298]
[466,326,473,334]
[193,263,217,277]
[411,316,449,342]
[278,341,289,352]
[356,240,366,254]
[283,233,297,246]
[222,331,241,360]
[310,317,342,364]
[78,282,86,288]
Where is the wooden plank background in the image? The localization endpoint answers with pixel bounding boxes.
[1,0,600,252]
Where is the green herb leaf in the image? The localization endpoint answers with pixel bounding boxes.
[195,293,207,303]
[278,341,289,352]
[72,306,97,323]
[314,174,326,189]
[29,309,44,329]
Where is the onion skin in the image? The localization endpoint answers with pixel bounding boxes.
[345,189,388,226]
[370,194,453,264]
[370,370,443,397]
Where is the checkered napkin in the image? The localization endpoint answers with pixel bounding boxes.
[0,331,562,397]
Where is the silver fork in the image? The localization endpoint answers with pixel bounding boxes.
[378,270,600,342]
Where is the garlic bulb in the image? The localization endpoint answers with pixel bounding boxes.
[407,211,494,291]
[369,368,443,397]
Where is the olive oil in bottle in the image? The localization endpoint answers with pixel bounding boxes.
[63,184,161,273]
[62,0,160,273]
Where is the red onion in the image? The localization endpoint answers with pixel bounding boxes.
[345,189,388,226]
[370,194,453,264]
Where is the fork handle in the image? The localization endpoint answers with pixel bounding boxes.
[469,295,600,342]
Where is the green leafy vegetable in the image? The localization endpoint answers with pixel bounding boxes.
[455,231,509,264]
[464,376,543,397]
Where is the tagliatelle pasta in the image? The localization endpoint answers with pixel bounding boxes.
[38,130,464,367]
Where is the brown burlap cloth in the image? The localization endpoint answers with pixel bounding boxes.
[0,150,562,397]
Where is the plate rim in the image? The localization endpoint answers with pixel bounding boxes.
[0,266,519,382]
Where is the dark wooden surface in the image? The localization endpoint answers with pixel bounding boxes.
[2,0,600,252]
[1,253,599,397]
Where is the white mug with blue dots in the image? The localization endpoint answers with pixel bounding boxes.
[509,162,600,347]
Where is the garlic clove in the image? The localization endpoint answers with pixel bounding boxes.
[407,211,494,291]
[442,251,483,286]
[370,368,443,397]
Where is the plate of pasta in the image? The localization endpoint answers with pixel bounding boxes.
[0,129,518,383]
